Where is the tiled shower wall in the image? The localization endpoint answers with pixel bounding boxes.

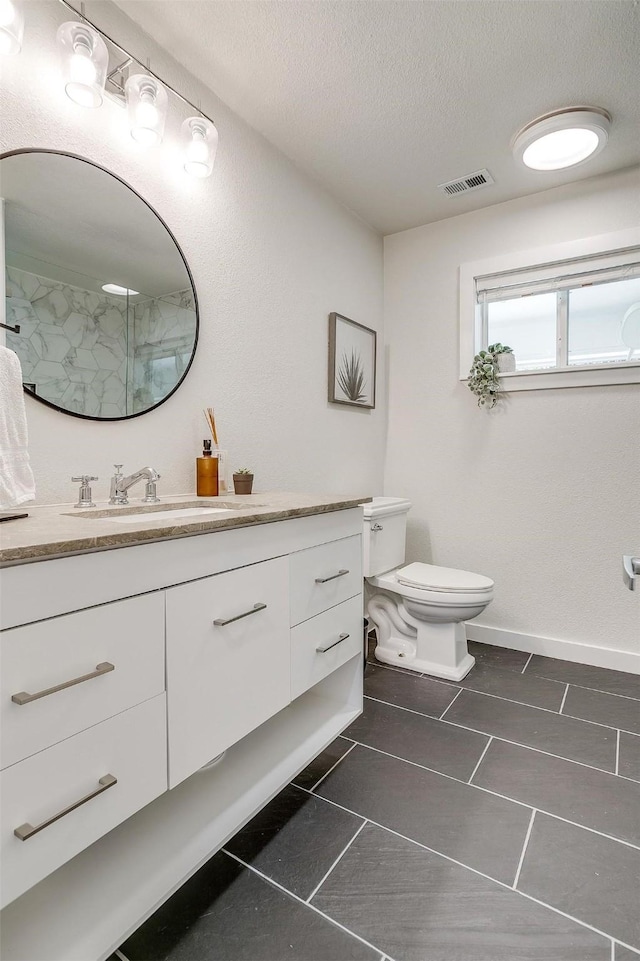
[5,266,196,417]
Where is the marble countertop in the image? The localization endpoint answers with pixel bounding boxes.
[0,492,371,567]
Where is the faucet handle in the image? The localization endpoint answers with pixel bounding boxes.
[72,475,98,509]
[113,464,123,474]
[142,478,161,504]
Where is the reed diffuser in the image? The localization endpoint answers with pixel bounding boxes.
[199,407,229,494]
[203,407,219,448]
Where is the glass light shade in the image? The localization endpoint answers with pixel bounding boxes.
[181,116,218,178]
[126,74,168,146]
[0,0,24,55]
[513,108,610,171]
[57,21,108,108]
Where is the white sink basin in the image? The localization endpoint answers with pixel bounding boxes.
[107,507,235,524]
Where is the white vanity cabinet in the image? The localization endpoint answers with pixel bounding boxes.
[1,593,165,768]
[0,504,365,961]
[166,556,291,787]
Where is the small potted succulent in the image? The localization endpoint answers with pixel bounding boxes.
[233,467,254,495]
[467,343,515,408]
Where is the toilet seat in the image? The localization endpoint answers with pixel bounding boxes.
[396,562,494,594]
[367,568,494,608]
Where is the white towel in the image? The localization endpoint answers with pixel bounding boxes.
[0,345,35,509]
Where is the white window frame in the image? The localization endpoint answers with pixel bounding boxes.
[459,227,640,391]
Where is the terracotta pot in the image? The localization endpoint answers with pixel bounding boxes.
[233,473,254,495]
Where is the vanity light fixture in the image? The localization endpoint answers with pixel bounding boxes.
[101,283,139,296]
[125,74,168,147]
[513,107,611,171]
[0,0,23,55]
[181,116,218,179]
[57,20,108,107]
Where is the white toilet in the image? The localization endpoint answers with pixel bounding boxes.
[363,497,494,681]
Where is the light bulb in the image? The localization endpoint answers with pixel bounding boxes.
[513,108,610,172]
[0,0,24,55]
[102,284,139,296]
[522,128,600,171]
[126,74,167,146]
[181,116,218,178]
[57,22,108,107]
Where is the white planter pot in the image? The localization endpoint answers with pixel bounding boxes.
[497,352,516,373]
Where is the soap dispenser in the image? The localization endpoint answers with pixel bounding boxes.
[196,439,219,496]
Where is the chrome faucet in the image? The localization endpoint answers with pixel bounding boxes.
[109,464,161,505]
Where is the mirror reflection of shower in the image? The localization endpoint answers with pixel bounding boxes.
[5,262,196,417]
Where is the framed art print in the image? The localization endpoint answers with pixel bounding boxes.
[328,312,376,409]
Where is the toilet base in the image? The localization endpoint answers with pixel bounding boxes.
[367,592,477,681]
[374,642,475,681]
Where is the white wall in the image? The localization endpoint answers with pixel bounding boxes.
[1,1,384,505]
[384,166,640,661]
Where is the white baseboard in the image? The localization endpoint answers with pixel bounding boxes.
[465,624,640,675]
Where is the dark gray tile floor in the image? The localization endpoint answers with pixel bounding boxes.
[615,945,640,960]
[563,684,640,735]
[619,732,640,783]
[118,641,640,960]
[516,813,640,948]
[344,694,490,780]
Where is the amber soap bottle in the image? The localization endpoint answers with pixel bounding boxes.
[196,439,219,496]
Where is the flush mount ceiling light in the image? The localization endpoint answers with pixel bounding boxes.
[125,74,168,146]
[0,0,23,55]
[57,21,108,107]
[181,116,218,179]
[102,283,139,296]
[513,107,611,171]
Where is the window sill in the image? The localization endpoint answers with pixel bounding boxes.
[459,363,640,391]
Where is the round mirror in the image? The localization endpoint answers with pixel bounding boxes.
[2,150,198,420]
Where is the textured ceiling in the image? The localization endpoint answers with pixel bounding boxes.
[114,0,640,235]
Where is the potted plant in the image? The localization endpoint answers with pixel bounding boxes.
[233,468,254,494]
[467,343,515,408]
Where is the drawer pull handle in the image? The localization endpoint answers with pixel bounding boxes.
[316,632,350,654]
[315,569,349,584]
[11,662,115,706]
[13,774,117,841]
[214,602,267,627]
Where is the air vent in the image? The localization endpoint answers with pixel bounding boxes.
[438,169,495,197]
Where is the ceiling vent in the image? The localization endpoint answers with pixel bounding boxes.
[438,169,495,197]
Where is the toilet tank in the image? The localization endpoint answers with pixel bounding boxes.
[362,497,412,576]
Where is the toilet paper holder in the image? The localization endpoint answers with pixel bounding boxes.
[622,555,639,591]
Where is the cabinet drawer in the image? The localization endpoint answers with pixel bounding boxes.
[0,693,167,909]
[1,593,165,769]
[291,595,363,700]
[166,557,290,788]
[289,535,362,626]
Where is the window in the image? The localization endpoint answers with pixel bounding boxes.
[460,229,640,390]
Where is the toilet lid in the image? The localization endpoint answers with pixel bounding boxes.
[396,562,494,593]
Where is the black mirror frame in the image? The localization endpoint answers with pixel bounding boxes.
[1,148,199,422]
